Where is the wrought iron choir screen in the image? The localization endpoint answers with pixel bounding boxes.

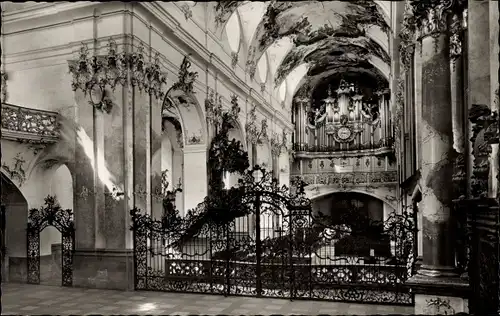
[131,166,415,305]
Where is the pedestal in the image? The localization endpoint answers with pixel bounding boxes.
[72,248,134,290]
[408,274,469,315]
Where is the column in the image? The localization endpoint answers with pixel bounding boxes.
[183,144,208,212]
[151,93,163,220]
[467,0,491,197]
[408,3,469,315]
[418,19,456,279]
[376,91,386,145]
[489,0,499,198]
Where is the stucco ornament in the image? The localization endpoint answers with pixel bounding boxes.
[231,51,238,69]
[1,152,26,186]
[468,104,499,198]
[270,130,287,158]
[245,104,268,145]
[1,71,7,103]
[205,88,224,128]
[68,38,167,113]
[172,54,198,94]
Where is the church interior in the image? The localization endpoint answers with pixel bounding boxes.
[1,1,499,315]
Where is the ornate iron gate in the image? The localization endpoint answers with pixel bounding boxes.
[27,196,75,286]
[461,198,500,315]
[131,167,415,305]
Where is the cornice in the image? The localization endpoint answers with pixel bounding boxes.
[137,2,292,130]
[1,1,292,130]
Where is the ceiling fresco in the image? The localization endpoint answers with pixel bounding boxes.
[214,0,391,101]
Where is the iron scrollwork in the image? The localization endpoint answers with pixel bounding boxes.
[27,195,75,287]
[130,164,415,305]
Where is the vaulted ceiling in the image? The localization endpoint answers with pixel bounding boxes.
[214,0,391,101]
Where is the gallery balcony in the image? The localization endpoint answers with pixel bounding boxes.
[1,103,60,144]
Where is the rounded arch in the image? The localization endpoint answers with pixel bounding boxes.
[1,171,29,282]
[152,115,185,216]
[227,117,247,151]
[163,90,208,147]
[38,164,74,257]
[308,187,397,210]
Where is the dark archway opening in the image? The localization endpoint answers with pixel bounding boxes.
[312,192,391,258]
[1,173,29,283]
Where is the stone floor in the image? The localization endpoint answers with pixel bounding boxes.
[1,283,413,315]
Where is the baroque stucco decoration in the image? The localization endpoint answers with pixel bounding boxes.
[1,71,7,103]
[270,130,288,158]
[68,39,167,113]
[171,54,198,95]
[245,104,268,145]
[399,0,467,71]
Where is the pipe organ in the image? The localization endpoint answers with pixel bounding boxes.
[294,80,392,153]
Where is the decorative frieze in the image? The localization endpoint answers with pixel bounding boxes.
[68,39,167,113]
[291,171,398,187]
[172,54,198,94]
[1,103,60,143]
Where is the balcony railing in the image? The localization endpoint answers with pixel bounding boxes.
[1,103,60,143]
[291,171,398,187]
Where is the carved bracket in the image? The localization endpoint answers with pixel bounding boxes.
[171,54,198,94]
[68,39,167,113]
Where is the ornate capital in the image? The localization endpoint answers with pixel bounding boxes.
[172,54,198,94]
[68,39,167,113]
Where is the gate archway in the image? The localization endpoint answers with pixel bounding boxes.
[27,195,75,286]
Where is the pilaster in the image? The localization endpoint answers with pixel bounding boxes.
[182,144,207,212]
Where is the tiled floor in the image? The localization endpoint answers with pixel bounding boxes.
[1,283,413,315]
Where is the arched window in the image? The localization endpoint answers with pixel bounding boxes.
[257,53,268,83]
[225,12,241,53]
